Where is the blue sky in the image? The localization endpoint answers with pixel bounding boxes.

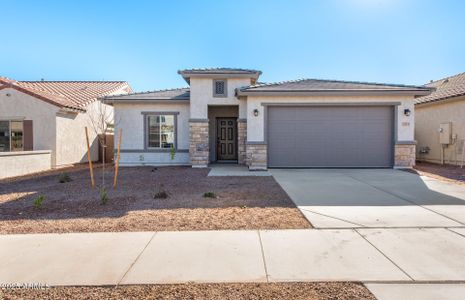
[1,0,464,91]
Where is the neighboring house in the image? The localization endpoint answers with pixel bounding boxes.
[415,72,465,165]
[105,68,432,170]
[0,77,132,177]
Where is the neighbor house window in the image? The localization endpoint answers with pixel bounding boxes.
[213,79,227,97]
[0,120,23,152]
[146,115,175,149]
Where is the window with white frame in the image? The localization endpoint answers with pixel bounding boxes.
[0,120,23,152]
[147,115,175,149]
[213,79,227,97]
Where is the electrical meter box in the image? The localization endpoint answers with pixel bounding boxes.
[439,122,451,144]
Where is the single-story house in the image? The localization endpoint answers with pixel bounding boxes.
[415,72,465,165]
[104,68,432,170]
[0,77,132,178]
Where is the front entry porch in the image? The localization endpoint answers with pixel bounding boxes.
[207,105,246,165]
[189,105,247,168]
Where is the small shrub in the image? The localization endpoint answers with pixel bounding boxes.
[153,184,169,199]
[33,195,45,209]
[203,192,216,198]
[100,187,109,205]
[58,172,72,183]
[170,144,176,160]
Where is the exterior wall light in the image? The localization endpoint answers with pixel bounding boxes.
[253,109,259,117]
[404,108,411,116]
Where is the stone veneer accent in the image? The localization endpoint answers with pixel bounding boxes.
[237,120,247,165]
[246,143,267,170]
[189,121,209,167]
[394,143,416,168]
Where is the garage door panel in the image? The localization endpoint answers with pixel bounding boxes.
[267,106,394,167]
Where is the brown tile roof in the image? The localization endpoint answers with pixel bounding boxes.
[104,87,190,101]
[240,78,432,92]
[0,77,132,111]
[415,72,465,105]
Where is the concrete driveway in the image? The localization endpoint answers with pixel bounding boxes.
[271,169,465,228]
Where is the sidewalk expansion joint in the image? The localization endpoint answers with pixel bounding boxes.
[354,229,414,281]
[257,230,270,283]
[299,207,366,227]
[117,231,157,286]
[445,227,465,238]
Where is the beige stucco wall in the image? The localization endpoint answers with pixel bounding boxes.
[113,102,190,165]
[245,95,415,142]
[415,96,465,165]
[55,100,110,166]
[54,86,130,166]
[189,78,250,119]
[0,88,58,164]
[0,150,51,179]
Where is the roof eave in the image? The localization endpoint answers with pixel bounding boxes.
[178,71,261,84]
[415,92,465,106]
[236,89,433,97]
[0,84,85,111]
[104,98,190,105]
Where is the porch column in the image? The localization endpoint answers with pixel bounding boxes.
[246,142,267,171]
[237,119,247,165]
[394,142,416,168]
[189,119,209,168]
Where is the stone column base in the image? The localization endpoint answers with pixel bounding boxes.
[189,120,209,168]
[237,120,247,165]
[246,142,267,170]
[394,143,416,168]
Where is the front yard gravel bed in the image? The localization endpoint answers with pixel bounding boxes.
[0,282,374,300]
[0,166,310,234]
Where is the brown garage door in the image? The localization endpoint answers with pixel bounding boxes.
[267,106,394,168]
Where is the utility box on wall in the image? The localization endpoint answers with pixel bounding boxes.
[439,122,452,145]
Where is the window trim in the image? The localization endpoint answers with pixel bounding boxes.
[142,111,179,151]
[0,119,24,152]
[213,79,227,98]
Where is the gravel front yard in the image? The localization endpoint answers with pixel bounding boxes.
[0,166,310,234]
[0,282,374,300]
[413,161,465,184]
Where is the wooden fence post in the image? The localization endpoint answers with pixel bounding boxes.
[85,127,95,188]
[113,128,122,189]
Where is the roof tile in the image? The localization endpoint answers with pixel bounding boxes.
[240,78,430,92]
[415,72,465,105]
[104,87,190,101]
[0,77,132,111]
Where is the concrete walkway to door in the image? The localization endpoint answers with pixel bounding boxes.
[271,169,465,228]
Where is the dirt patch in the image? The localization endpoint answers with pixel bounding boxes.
[0,282,374,300]
[411,161,465,185]
[0,166,310,234]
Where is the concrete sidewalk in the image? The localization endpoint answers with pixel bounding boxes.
[1,228,465,286]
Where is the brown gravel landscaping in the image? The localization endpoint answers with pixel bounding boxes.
[411,161,465,185]
[0,166,310,234]
[0,282,374,300]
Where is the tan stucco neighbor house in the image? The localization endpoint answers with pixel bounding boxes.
[105,68,432,170]
[0,77,132,178]
[415,72,465,165]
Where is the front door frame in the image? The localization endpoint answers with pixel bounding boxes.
[216,117,238,161]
